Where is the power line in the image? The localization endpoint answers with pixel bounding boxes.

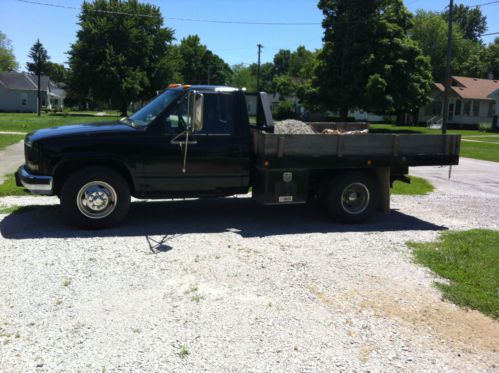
[15,0,160,18]
[470,0,499,7]
[14,0,320,25]
[481,31,499,36]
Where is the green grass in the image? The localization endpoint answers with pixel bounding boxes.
[462,136,499,144]
[0,113,120,133]
[0,205,38,214]
[370,123,492,136]
[460,141,499,163]
[0,174,31,197]
[408,230,499,320]
[391,176,434,196]
[370,124,499,162]
[0,134,24,151]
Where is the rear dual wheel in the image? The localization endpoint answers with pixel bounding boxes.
[324,173,378,224]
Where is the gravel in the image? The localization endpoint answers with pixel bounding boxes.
[1,164,498,372]
[274,120,316,134]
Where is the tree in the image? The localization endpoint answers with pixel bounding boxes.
[44,62,68,83]
[273,49,291,76]
[68,0,177,116]
[485,37,499,79]
[26,39,50,116]
[230,64,257,91]
[412,10,488,80]
[314,0,433,121]
[442,4,487,42]
[177,35,231,85]
[0,31,18,71]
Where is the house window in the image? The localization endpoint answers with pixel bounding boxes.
[455,100,462,116]
[489,102,496,117]
[463,100,471,116]
[472,100,480,117]
[21,93,28,106]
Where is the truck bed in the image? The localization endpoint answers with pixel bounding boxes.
[252,131,461,168]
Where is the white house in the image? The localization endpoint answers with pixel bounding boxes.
[419,76,499,126]
[0,71,65,112]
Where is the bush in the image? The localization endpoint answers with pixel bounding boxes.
[273,100,295,120]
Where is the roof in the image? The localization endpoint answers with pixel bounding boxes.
[433,76,499,101]
[0,71,65,97]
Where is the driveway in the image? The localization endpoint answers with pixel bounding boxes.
[0,160,498,372]
[411,157,499,197]
[0,140,24,184]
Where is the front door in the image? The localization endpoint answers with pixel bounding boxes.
[141,92,246,195]
[449,102,455,121]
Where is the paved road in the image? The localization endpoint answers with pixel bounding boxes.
[411,157,499,197]
[0,140,24,184]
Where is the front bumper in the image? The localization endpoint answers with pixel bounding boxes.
[15,165,54,196]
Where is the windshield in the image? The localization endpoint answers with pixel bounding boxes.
[127,89,183,127]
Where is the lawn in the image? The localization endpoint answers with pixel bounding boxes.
[460,141,499,163]
[370,124,499,162]
[0,134,24,152]
[408,230,499,320]
[0,174,31,197]
[0,112,120,133]
[369,123,491,136]
[391,176,434,195]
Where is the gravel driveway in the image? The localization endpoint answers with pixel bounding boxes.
[1,160,498,372]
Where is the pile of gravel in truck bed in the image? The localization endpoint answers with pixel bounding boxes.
[274,119,316,134]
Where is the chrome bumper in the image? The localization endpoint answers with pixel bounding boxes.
[15,165,54,196]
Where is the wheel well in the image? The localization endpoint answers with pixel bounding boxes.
[310,169,378,197]
[53,160,136,195]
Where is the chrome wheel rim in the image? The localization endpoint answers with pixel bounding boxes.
[76,181,117,219]
[341,183,370,215]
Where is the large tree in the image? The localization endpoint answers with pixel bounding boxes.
[486,37,499,79]
[412,10,488,80]
[26,39,50,116]
[177,35,231,85]
[230,64,257,91]
[44,62,68,83]
[68,0,176,116]
[442,4,487,42]
[0,31,18,71]
[314,0,433,121]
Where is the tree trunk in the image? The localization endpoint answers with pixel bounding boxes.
[37,73,41,117]
[120,101,128,117]
[395,110,405,126]
[339,105,349,121]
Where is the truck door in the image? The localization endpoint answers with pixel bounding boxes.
[141,92,247,194]
[184,92,247,192]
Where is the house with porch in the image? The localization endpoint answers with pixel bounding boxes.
[419,76,499,127]
[0,71,65,112]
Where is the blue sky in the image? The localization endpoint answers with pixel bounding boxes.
[1,0,498,70]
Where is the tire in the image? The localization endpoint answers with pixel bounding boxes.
[325,172,378,224]
[60,167,131,229]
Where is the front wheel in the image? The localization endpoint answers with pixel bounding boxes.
[324,173,378,224]
[60,167,131,229]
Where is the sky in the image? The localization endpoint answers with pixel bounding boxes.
[0,0,498,71]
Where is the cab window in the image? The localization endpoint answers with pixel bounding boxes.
[164,96,188,133]
[201,93,234,135]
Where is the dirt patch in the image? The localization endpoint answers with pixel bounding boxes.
[308,283,499,362]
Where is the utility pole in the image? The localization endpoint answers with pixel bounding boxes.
[257,44,263,92]
[442,0,454,135]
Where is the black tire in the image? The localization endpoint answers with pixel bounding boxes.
[324,172,378,224]
[60,167,131,229]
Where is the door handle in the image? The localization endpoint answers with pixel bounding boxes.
[170,131,197,145]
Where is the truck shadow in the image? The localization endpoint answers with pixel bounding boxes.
[0,197,447,240]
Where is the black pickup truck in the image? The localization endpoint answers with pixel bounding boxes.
[16,85,460,228]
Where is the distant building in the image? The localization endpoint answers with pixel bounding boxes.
[419,76,499,126]
[0,71,65,112]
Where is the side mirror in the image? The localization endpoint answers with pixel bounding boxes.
[188,91,204,132]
